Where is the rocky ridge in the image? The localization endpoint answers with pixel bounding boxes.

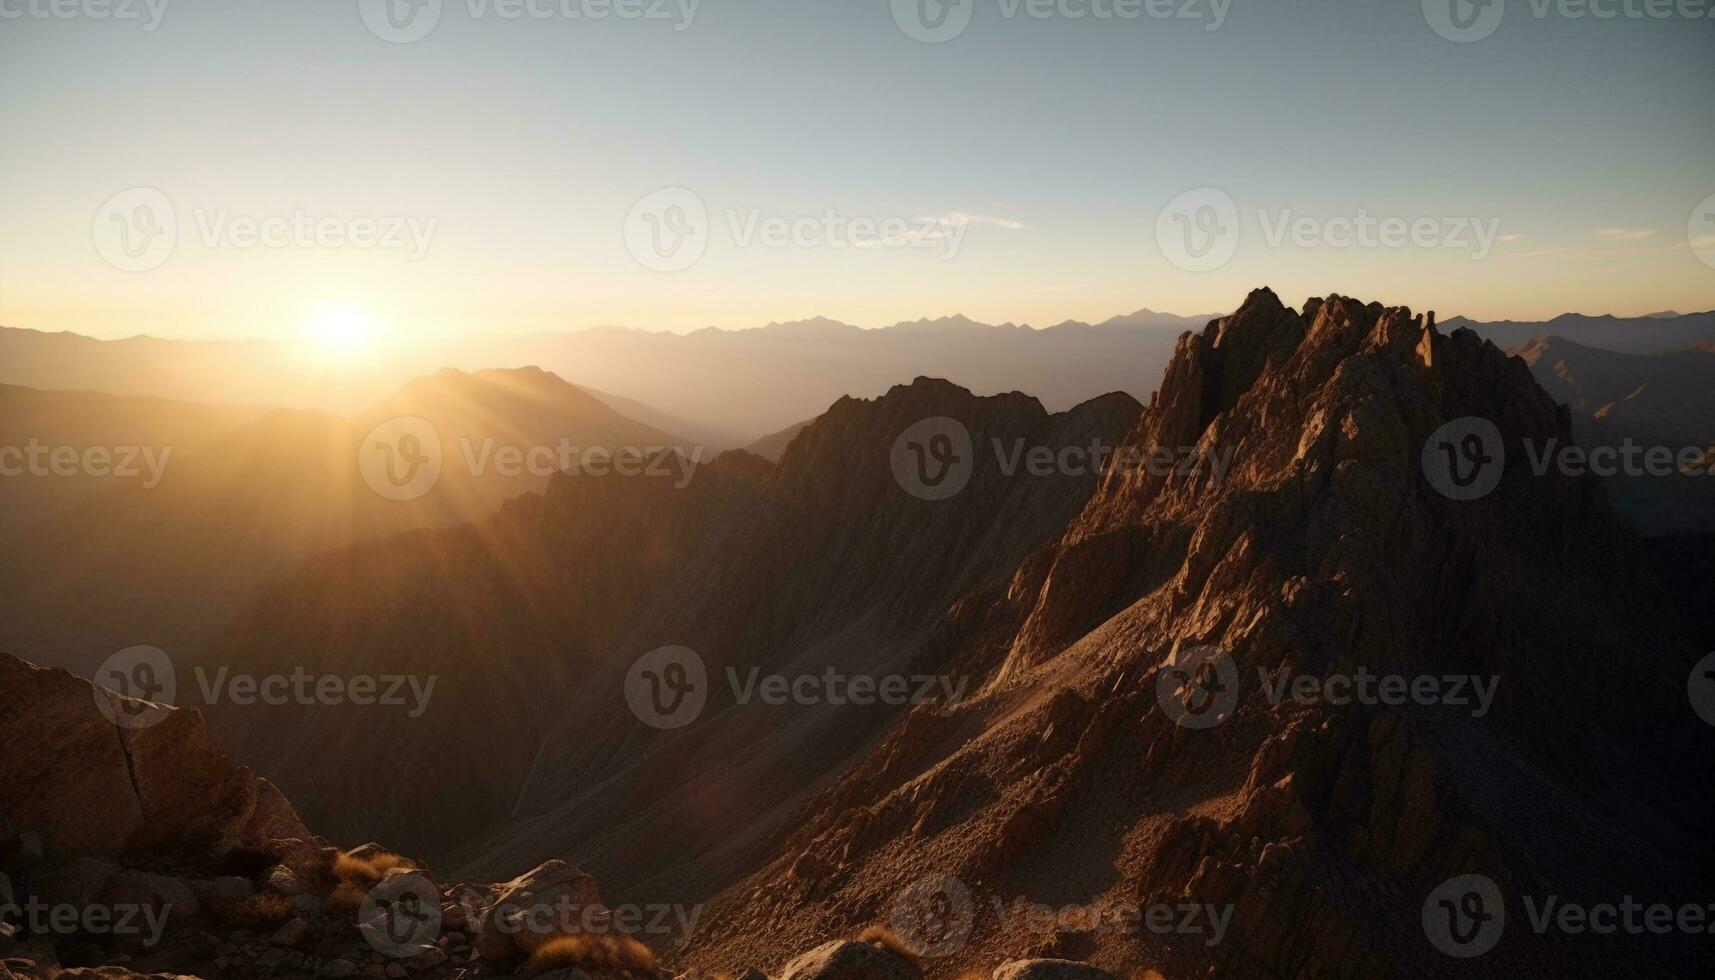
[680,291,1714,978]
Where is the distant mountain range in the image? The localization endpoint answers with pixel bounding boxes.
[1510,336,1715,534]
[1444,309,1715,353]
[7,306,1714,446]
[0,309,1210,445]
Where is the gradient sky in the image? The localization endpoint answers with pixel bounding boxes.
[2,0,1712,346]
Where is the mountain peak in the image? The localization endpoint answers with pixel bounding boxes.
[760,315,857,332]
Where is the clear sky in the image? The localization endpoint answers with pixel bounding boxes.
[2,0,1712,347]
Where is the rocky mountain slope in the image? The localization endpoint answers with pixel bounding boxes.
[672,291,1714,978]
[199,382,1141,867]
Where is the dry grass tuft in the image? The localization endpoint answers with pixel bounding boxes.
[521,934,659,978]
[326,881,369,913]
[330,850,411,886]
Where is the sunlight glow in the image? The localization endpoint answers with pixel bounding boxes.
[304,306,384,359]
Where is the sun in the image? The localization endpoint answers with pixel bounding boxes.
[304,306,383,358]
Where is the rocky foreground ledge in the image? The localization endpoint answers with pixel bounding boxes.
[0,653,1135,980]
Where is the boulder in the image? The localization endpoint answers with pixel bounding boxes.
[992,961,1116,980]
[264,865,311,896]
[779,941,921,980]
[291,894,324,913]
[270,917,311,947]
[474,860,600,958]
[0,655,309,858]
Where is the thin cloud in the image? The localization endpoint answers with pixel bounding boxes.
[854,212,1028,249]
[1594,228,1657,242]
[946,212,1027,230]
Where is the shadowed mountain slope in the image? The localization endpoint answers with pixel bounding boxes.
[673,290,1712,978]
[0,368,687,676]
[1512,335,1715,534]
[204,383,1141,870]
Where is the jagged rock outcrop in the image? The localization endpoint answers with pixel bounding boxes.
[0,662,622,979]
[682,291,1714,978]
[0,655,305,859]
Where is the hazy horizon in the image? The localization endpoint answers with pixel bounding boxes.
[4,0,1712,357]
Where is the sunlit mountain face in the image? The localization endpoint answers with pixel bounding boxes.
[1,4,1712,980]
